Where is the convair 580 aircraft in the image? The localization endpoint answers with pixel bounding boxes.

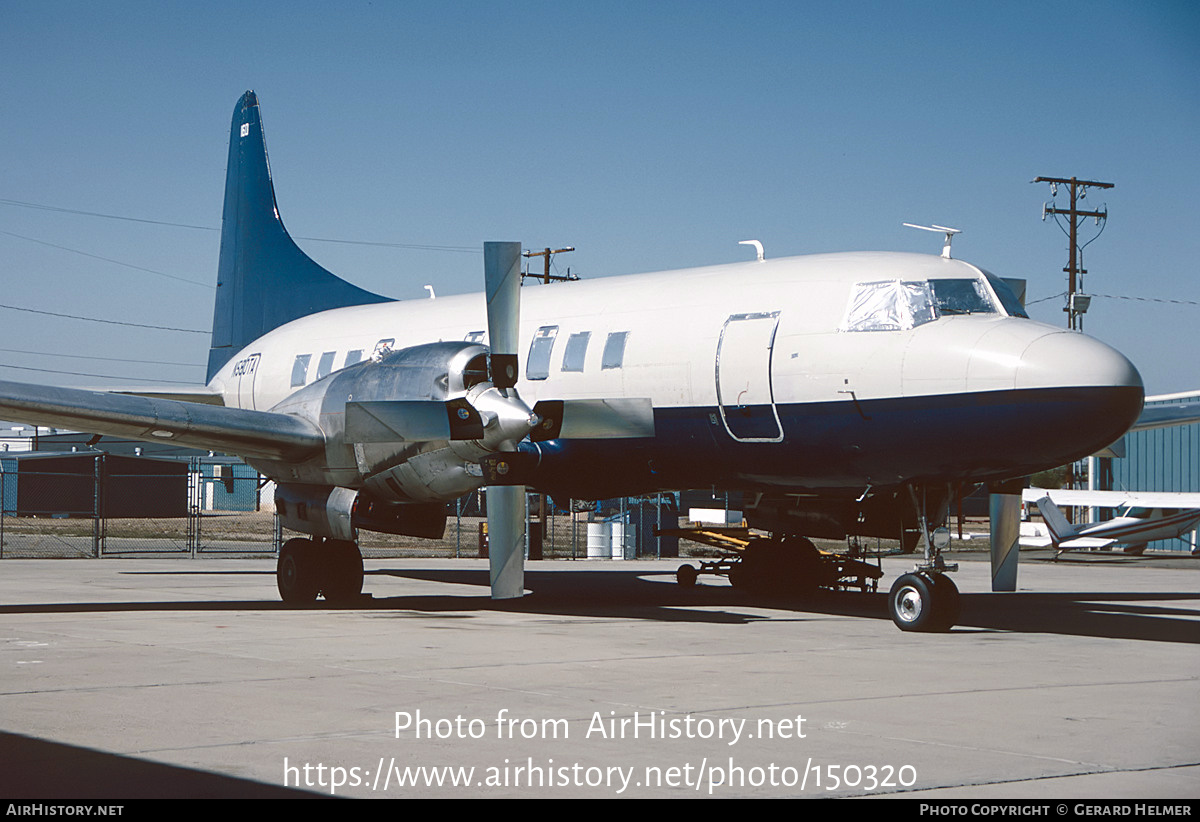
[0,92,1144,631]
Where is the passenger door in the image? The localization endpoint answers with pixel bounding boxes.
[715,312,783,442]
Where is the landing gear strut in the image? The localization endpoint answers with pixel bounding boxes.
[887,487,960,632]
[276,536,364,605]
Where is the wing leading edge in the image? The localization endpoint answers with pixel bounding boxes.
[0,378,323,462]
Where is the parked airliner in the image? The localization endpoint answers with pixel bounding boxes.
[0,91,1144,631]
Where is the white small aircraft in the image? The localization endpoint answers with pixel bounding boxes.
[0,91,1147,631]
[1024,488,1200,556]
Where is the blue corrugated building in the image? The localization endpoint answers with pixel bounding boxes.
[1107,390,1200,552]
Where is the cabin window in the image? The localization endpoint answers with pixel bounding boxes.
[841,281,936,332]
[316,351,336,379]
[290,354,312,387]
[465,330,486,344]
[561,332,590,372]
[602,331,629,369]
[527,326,559,380]
[344,349,363,367]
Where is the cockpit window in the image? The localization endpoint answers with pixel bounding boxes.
[841,280,937,332]
[985,273,1029,318]
[843,274,1029,332]
[928,279,996,316]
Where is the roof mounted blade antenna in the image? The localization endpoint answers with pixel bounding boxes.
[738,239,764,262]
[903,223,962,259]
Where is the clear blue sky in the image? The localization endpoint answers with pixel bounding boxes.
[2,1,1197,393]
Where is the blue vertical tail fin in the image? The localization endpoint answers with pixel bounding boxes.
[207,91,392,380]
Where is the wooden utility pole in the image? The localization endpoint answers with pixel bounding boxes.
[1034,176,1113,330]
[522,247,577,284]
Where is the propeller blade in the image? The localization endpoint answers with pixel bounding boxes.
[484,241,522,389]
[483,241,528,599]
[488,485,526,599]
[530,398,655,441]
[345,398,483,442]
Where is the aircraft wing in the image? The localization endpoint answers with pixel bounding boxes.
[1023,487,1200,509]
[1130,401,1200,433]
[0,378,322,461]
[100,384,226,406]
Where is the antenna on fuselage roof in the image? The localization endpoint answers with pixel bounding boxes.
[738,240,764,262]
[902,223,962,259]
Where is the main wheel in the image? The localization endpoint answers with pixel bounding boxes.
[676,564,698,588]
[278,538,319,605]
[320,539,364,603]
[888,572,953,632]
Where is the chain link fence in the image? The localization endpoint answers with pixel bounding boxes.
[0,454,713,560]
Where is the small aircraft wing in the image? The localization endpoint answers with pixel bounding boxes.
[1024,487,1200,509]
[0,378,322,462]
[1017,527,1115,550]
[1130,401,1200,433]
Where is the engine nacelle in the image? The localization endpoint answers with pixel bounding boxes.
[275,482,448,541]
[275,483,357,541]
[252,341,535,513]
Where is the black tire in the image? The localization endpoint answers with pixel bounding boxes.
[888,572,947,632]
[676,564,698,588]
[278,538,319,605]
[928,573,960,631]
[320,539,364,603]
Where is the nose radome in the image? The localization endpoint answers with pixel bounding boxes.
[1016,331,1143,393]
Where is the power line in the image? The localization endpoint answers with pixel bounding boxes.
[0,302,207,333]
[0,362,201,381]
[0,346,204,368]
[0,229,212,288]
[1092,293,1200,307]
[0,198,213,230]
[0,197,482,253]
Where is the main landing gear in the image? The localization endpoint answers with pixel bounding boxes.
[277,537,364,605]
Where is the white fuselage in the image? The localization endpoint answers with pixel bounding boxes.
[211,251,1130,422]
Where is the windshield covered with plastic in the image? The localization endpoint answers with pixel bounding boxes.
[842,275,1025,332]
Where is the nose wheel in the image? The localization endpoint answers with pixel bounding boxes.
[888,572,959,631]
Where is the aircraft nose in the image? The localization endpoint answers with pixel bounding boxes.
[1016,331,1142,394]
[1016,331,1144,452]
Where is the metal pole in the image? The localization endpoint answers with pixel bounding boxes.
[93,453,103,558]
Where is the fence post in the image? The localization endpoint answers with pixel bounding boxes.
[93,453,103,558]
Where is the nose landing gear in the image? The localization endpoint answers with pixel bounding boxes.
[888,571,959,632]
[887,486,961,632]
